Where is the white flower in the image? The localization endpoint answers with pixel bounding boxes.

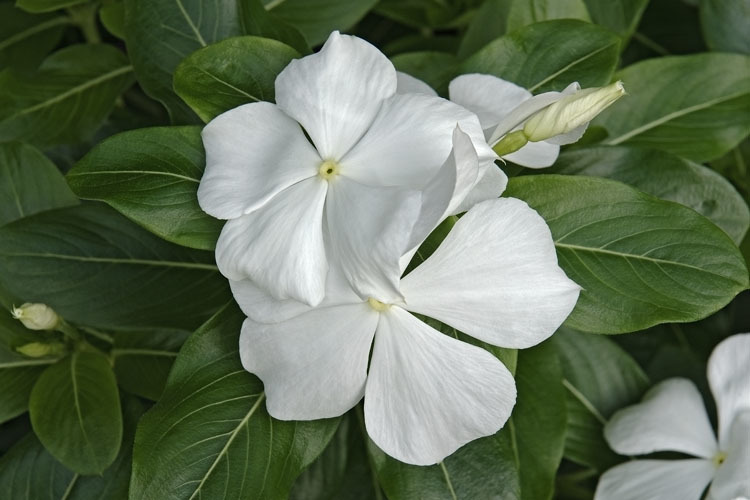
[11,303,59,330]
[595,333,750,500]
[231,196,580,465]
[197,31,498,306]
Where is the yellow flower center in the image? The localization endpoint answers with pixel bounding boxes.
[367,297,390,312]
[318,160,340,180]
[713,451,728,467]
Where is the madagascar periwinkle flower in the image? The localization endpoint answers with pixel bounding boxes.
[595,333,750,500]
[197,31,499,307]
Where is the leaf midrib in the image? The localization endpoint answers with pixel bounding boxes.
[0,16,71,52]
[528,41,618,92]
[0,252,218,271]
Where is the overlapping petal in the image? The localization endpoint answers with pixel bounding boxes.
[449,74,531,133]
[503,140,560,168]
[594,459,716,500]
[604,378,718,459]
[709,411,750,500]
[275,31,397,161]
[400,197,580,348]
[707,333,750,448]
[215,178,328,305]
[450,163,508,214]
[239,304,378,420]
[396,71,437,96]
[198,102,320,219]
[364,307,516,465]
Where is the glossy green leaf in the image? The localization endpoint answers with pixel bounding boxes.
[700,0,750,54]
[112,329,188,401]
[67,126,221,250]
[374,0,473,30]
[0,44,134,147]
[391,51,460,97]
[29,350,123,474]
[0,141,78,227]
[553,145,750,244]
[505,175,749,334]
[100,0,126,40]
[461,20,620,93]
[15,0,87,14]
[0,4,68,71]
[130,303,340,500]
[582,0,649,40]
[238,0,309,55]
[550,327,649,469]
[174,36,300,122]
[268,0,378,46]
[597,53,750,162]
[0,203,230,331]
[0,395,145,499]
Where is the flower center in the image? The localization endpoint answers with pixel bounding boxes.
[318,160,340,180]
[367,297,390,312]
[712,451,728,467]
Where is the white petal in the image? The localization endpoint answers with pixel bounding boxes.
[450,163,508,214]
[449,73,531,132]
[594,459,716,500]
[216,178,328,306]
[365,307,516,465]
[709,410,750,500]
[604,378,718,458]
[198,102,320,219]
[396,71,437,96]
[326,177,422,302]
[708,333,750,448]
[275,31,396,160]
[400,197,580,348]
[503,140,560,168]
[239,304,378,420]
[341,93,496,189]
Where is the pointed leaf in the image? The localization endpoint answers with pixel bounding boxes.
[0,4,68,71]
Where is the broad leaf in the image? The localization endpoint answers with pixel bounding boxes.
[0,141,78,227]
[461,20,620,92]
[700,0,750,54]
[0,395,145,499]
[582,0,649,40]
[0,203,230,330]
[67,126,221,250]
[0,44,134,147]
[238,1,308,54]
[174,36,299,122]
[29,350,123,474]
[553,145,750,244]
[549,327,649,469]
[100,0,126,40]
[391,51,460,97]
[597,53,750,162]
[267,0,378,46]
[130,303,340,500]
[505,175,749,334]
[0,4,68,71]
[16,0,88,13]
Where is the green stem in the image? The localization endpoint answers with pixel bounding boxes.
[56,320,82,342]
[67,4,101,44]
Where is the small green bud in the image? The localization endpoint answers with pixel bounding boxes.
[16,341,66,358]
[523,81,625,142]
[492,130,529,157]
[11,303,60,331]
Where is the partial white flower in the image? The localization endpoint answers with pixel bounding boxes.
[198,32,498,306]
[595,333,750,500]
[233,196,580,465]
[11,303,59,330]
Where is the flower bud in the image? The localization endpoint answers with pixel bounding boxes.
[522,81,625,142]
[492,130,529,157]
[11,303,60,331]
[16,341,66,358]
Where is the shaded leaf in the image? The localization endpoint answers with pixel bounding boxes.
[15,0,88,14]
[0,4,68,71]
[391,51,460,97]
[582,0,649,40]
[700,0,750,54]
[266,0,378,46]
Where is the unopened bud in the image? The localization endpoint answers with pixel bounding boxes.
[492,130,529,157]
[11,303,60,331]
[523,81,625,142]
[16,341,66,358]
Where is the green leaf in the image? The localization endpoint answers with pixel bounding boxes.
[374,0,473,30]
[29,350,123,474]
[0,203,231,331]
[511,341,567,500]
[112,329,188,401]
[597,53,750,162]
[100,0,126,40]
[0,4,69,71]
[130,303,340,500]
[549,327,649,469]
[174,36,300,122]
[238,0,309,54]
[0,141,78,227]
[391,51,460,97]
[505,175,749,334]
[267,0,378,46]
[582,0,649,40]
[461,20,620,93]
[15,0,87,14]
[0,44,134,147]
[67,126,221,250]
[700,0,750,54]
[0,395,146,499]
[552,145,750,245]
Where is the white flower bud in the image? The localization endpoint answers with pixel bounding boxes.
[16,341,66,358]
[11,303,60,331]
[522,81,625,142]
